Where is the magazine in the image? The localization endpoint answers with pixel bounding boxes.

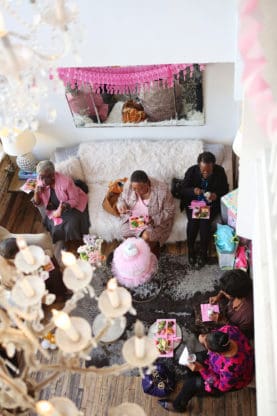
[189,200,210,219]
[129,215,149,230]
[200,303,220,322]
[192,205,210,219]
[20,178,37,194]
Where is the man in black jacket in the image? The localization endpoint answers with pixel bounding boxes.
[182,152,229,268]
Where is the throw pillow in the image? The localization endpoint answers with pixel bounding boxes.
[139,81,182,122]
[55,157,85,182]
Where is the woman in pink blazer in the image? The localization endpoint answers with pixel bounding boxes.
[33,160,89,245]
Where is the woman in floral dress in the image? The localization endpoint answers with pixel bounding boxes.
[158,325,254,412]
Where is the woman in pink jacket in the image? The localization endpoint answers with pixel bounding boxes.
[33,160,89,245]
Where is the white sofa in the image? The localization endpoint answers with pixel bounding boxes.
[52,139,233,243]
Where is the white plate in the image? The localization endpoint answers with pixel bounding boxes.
[148,321,182,349]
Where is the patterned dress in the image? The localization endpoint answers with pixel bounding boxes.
[199,325,254,392]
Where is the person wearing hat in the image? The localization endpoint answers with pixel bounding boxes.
[158,324,254,412]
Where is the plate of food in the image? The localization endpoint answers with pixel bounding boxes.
[129,215,149,230]
[148,319,182,356]
[155,336,175,357]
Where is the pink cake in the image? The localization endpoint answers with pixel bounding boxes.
[112,237,158,288]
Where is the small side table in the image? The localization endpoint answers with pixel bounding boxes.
[8,168,25,193]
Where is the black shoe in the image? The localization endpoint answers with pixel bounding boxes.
[188,254,196,266]
[195,254,207,269]
[158,400,180,413]
[188,248,196,266]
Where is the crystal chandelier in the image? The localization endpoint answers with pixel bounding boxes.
[0,238,157,415]
[0,0,80,136]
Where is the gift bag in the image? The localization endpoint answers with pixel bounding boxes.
[102,178,128,217]
[142,363,175,397]
[214,224,237,253]
[234,245,248,271]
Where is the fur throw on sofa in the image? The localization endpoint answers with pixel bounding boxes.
[75,139,203,242]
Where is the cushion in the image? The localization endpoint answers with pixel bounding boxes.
[66,85,109,122]
[55,156,85,182]
[104,101,124,124]
[52,145,79,163]
[139,81,182,122]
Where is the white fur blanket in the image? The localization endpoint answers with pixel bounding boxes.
[78,139,203,242]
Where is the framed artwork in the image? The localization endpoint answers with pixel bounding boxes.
[60,64,205,127]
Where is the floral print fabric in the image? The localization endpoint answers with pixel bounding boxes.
[199,325,254,392]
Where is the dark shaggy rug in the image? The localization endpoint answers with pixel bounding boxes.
[73,252,222,379]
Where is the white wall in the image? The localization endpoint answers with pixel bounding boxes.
[34,63,240,159]
[1,0,239,157]
[73,0,237,66]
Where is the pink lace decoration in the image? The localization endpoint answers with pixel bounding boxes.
[57,64,206,95]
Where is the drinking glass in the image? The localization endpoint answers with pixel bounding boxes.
[187,353,197,363]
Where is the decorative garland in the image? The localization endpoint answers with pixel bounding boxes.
[239,0,277,140]
[57,64,205,95]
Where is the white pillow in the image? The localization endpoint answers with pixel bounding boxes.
[55,157,85,182]
[104,101,124,124]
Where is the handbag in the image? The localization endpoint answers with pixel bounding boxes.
[141,363,175,397]
[171,177,184,199]
[102,178,128,217]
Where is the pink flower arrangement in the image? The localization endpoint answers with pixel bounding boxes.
[77,235,105,267]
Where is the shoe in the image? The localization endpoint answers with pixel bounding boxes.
[158,400,180,413]
[188,248,196,266]
[188,254,196,266]
[195,254,207,269]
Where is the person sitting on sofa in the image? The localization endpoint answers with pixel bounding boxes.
[158,324,254,413]
[32,160,89,247]
[117,170,175,255]
[181,151,229,268]
[0,237,69,302]
[209,269,254,339]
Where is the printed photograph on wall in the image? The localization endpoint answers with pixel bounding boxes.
[58,64,205,127]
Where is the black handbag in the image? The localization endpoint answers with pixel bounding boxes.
[142,363,175,397]
[171,177,184,199]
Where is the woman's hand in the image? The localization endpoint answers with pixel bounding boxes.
[209,296,218,304]
[52,203,63,218]
[52,209,62,218]
[117,203,130,214]
[209,295,220,304]
[194,187,203,196]
[35,185,44,194]
[209,192,217,201]
[186,361,204,372]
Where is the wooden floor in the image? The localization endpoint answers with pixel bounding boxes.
[0,191,257,416]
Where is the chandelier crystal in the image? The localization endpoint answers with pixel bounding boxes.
[0,0,80,136]
[0,238,158,415]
